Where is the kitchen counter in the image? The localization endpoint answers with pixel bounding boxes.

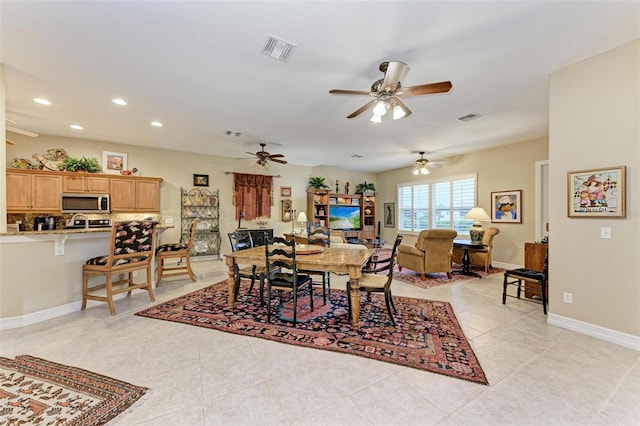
[0,224,173,236]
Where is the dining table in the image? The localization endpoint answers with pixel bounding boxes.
[224,245,373,330]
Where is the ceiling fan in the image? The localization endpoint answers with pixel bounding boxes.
[5,118,39,145]
[245,143,288,167]
[412,152,446,175]
[329,61,452,122]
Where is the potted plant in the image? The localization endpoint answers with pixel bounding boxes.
[59,156,102,173]
[355,181,376,194]
[307,176,330,190]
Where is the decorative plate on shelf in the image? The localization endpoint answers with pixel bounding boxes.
[194,240,208,253]
[12,158,35,169]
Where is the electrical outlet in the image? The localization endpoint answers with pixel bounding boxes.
[563,292,573,304]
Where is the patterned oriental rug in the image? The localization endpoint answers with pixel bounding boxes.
[375,249,504,289]
[135,280,488,385]
[0,355,147,425]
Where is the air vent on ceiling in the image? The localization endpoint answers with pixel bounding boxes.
[226,130,242,137]
[457,113,482,122]
[261,35,297,63]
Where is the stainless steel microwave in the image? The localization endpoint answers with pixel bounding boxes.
[61,193,110,213]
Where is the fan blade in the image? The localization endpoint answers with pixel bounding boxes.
[268,153,285,159]
[270,158,288,164]
[6,139,16,145]
[379,61,408,93]
[329,89,371,96]
[427,160,447,169]
[346,99,377,119]
[245,151,258,156]
[392,97,412,119]
[398,81,452,97]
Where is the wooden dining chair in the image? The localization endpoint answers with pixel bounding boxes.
[264,236,313,325]
[82,220,158,315]
[300,228,330,304]
[228,230,268,303]
[503,249,548,314]
[155,218,200,287]
[347,234,404,326]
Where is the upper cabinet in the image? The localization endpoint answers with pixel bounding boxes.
[7,170,62,212]
[62,174,110,193]
[109,177,162,212]
[6,169,162,213]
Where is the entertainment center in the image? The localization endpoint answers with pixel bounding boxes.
[306,189,377,241]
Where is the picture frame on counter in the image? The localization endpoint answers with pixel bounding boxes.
[102,151,127,174]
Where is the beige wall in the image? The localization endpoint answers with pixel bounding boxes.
[376,137,549,266]
[1,134,375,318]
[548,40,639,336]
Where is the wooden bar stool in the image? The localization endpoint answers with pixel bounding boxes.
[156,218,200,286]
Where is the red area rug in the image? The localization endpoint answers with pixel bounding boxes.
[375,249,504,289]
[0,355,147,425]
[135,279,488,385]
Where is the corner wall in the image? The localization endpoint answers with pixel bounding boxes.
[548,40,639,337]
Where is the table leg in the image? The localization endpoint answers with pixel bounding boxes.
[453,248,481,278]
[348,266,361,330]
[225,257,238,308]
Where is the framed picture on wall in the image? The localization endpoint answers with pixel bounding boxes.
[102,151,127,174]
[384,202,395,228]
[280,186,291,197]
[193,174,209,187]
[491,190,522,223]
[567,166,626,218]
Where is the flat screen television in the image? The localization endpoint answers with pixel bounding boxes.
[329,205,361,230]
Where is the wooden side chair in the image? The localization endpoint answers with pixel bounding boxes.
[347,234,404,326]
[228,230,267,303]
[82,220,158,315]
[264,236,313,325]
[300,228,330,304]
[155,218,200,287]
[503,249,548,314]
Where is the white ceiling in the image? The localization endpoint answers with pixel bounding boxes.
[2,1,638,173]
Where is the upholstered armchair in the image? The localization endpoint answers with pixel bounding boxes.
[451,227,500,273]
[397,229,458,279]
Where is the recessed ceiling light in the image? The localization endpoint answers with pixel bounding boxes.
[151,121,163,127]
[70,124,83,130]
[33,98,51,105]
[112,98,127,106]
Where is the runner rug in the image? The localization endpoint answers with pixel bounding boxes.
[0,355,147,425]
[135,279,488,385]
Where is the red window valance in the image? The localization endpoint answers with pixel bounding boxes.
[233,173,273,221]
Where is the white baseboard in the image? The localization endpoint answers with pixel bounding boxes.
[548,313,640,352]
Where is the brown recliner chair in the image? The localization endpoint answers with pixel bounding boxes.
[452,227,500,273]
[397,229,457,279]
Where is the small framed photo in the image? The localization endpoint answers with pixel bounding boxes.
[491,190,522,223]
[567,166,626,218]
[102,151,127,174]
[351,198,360,205]
[280,186,291,197]
[329,197,337,205]
[384,202,395,228]
[193,174,209,187]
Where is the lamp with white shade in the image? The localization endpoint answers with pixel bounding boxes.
[464,207,491,243]
[296,211,308,235]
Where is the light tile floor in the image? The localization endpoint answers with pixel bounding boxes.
[1,259,638,425]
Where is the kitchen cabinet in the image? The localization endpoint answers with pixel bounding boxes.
[6,169,61,212]
[110,177,161,212]
[62,174,110,193]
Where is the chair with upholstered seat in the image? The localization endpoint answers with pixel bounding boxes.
[264,236,314,325]
[503,249,548,314]
[347,234,403,326]
[452,227,500,273]
[397,229,457,279]
[156,218,200,287]
[82,220,158,315]
[228,230,268,302]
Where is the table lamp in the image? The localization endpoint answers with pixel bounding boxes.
[464,207,491,243]
[297,211,308,235]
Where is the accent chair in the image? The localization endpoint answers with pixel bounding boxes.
[397,229,457,279]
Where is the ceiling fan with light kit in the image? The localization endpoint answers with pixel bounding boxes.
[412,151,446,175]
[244,143,288,168]
[329,61,452,123]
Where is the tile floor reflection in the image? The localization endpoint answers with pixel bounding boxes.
[1,260,638,425]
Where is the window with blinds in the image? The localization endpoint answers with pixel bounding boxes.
[397,174,476,235]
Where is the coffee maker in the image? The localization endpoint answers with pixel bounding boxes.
[34,216,57,231]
